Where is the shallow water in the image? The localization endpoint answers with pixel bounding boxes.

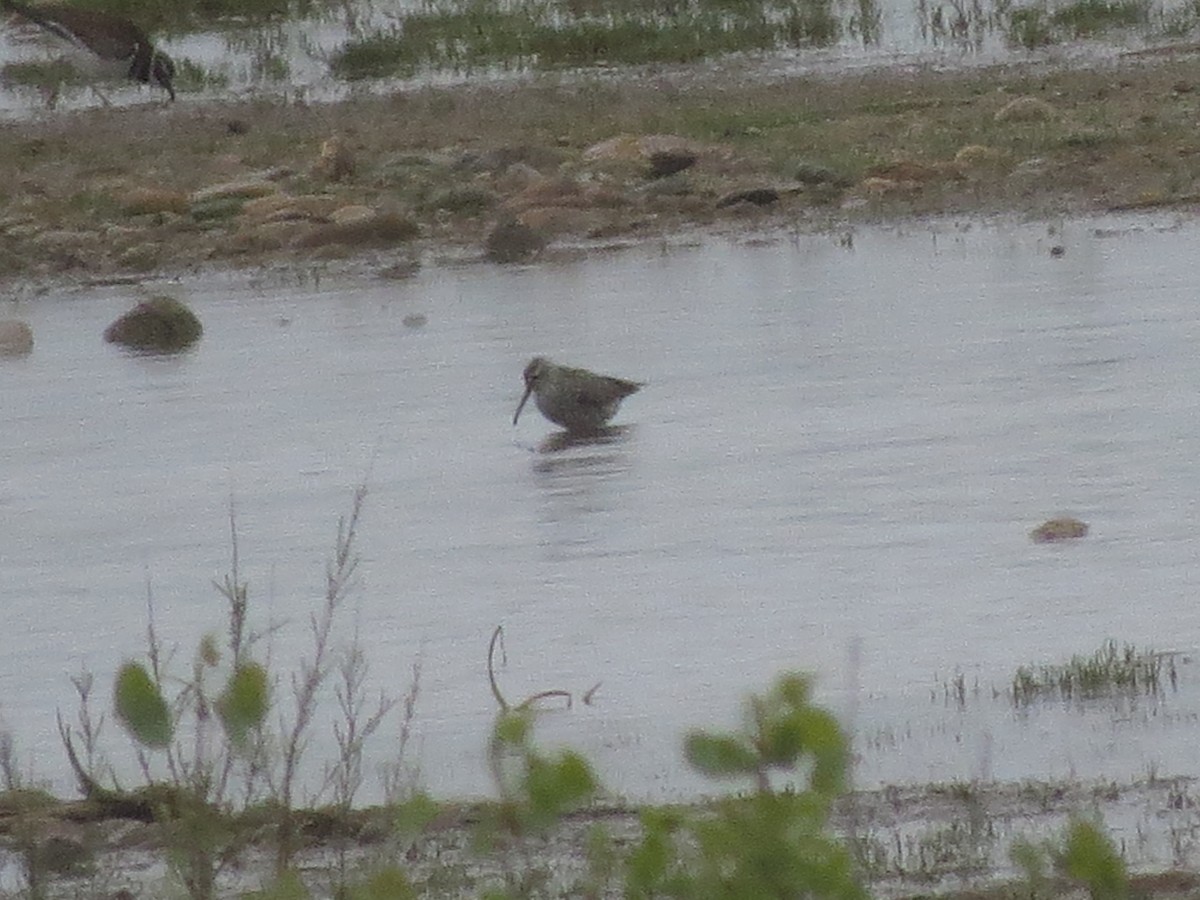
[3,214,1200,803]
[0,0,1171,115]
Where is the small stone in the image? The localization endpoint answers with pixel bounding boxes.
[190,181,279,204]
[994,97,1058,123]
[378,258,421,280]
[427,186,498,215]
[517,206,606,238]
[240,194,340,225]
[402,313,428,328]
[954,144,1009,171]
[512,177,583,209]
[104,296,203,353]
[794,162,851,187]
[329,205,377,226]
[0,320,33,356]
[293,212,420,249]
[583,133,697,164]
[485,220,546,264]
[118,187,188,216]
[1030,517,1089,543]
[716,188,780,208]
[647,151,697,179]
[191,197,248,222]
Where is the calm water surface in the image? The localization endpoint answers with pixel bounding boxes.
[3,216,1199,802]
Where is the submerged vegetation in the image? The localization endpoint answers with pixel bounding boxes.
[331,0,846,78]
[326,0,1189,77]
[1011,639,1177,707]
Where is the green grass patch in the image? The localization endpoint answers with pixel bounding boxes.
[56,0,338,30]
[1005,0,1150,46]
[330,0,851,77]
[1010,639,1176,707]
[1049,0,1150,34]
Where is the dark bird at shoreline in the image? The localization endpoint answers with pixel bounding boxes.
[1,0,175,100]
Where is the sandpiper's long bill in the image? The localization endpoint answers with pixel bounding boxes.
[513,356,642,433]
[1,0,176,100]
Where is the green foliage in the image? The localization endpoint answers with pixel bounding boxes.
[684,733,760,777]
[487,708,599,833]
[216,662,270,750]
[244,870,310,900]
[625,673,864,900]
[1057,818,1129,900]
[114,661,173,749]
[345,866,416,899]
[61,0,339,31]
[393,792,440,840]
[1010,835,1051,893]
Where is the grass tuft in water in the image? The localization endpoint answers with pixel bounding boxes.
[331,0,855,77]
[1003,0,1150,46]
[1010,639,1177,707]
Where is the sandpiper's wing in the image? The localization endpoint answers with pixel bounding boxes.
[571,371,642,407]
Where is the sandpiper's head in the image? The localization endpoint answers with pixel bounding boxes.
[522,356,550,389]
[150,49,175,100]
[513,356,550,425]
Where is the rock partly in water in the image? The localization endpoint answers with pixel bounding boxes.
[0,319,33,356]
[1030,517,1089,543]
[484,220,547,264]
[103,297,203,353]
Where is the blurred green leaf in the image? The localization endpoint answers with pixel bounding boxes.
[525,750,596,822]
[216,661,269,748]
[1057,818,1128,900]
[683,732,759,777]
[394,792,439,839]
[493,709,532,747]
[242,870,310,900]
[346,865,415,900]
[114,660,173,749]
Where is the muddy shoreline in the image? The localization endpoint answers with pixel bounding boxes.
[4,48,1200,286]
[6,774,1199,897]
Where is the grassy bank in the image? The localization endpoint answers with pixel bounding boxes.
[4,49,1200,282]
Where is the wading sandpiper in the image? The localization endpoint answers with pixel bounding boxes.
[513,357,642,433]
